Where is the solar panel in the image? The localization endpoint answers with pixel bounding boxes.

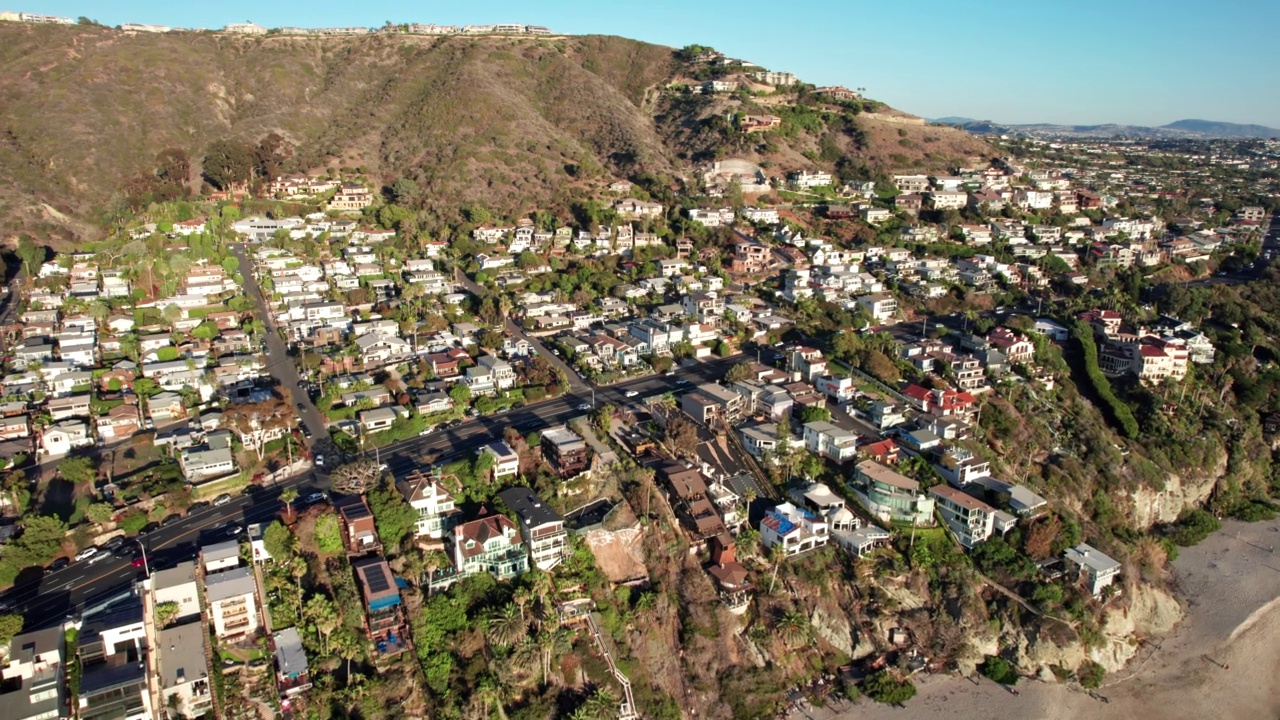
[363,563,391,594]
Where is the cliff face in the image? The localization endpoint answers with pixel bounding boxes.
[1124,456,1226,529]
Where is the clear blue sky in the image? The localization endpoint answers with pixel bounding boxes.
[27,0,1280,127]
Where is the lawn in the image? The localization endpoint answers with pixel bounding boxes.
[192,473,249,500]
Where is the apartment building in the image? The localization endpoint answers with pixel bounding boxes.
[540,426,589,478]
[205,566,260,640]
[156,624,212,718]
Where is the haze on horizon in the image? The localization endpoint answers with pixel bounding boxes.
[24,0,1280,129]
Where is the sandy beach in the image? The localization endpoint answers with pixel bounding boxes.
[797,515,1280,720]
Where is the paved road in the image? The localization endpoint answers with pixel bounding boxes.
[0,355,742,625]
[231,245,329,449]
[0,472,323,630]
[452,267,590,392]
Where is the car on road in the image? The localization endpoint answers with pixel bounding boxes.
[161,514,182,527]
[665,370,676,376]
[214,494,233,507]
[675,378,690,386]
[188,501,210,512]
[577,403,592,411]
[296,402,305,411]
[48,557,69,571]
[624,390,638,398]
[315,455,325,467]
[87,551,111,566]
[222,525,243,538]
[131,557,146,569]
[74,547,99,562]
[378,463,388,471]
[139,522,160,535]
[300,424,313,439]
[301,492,327,506]
[103,535,125,551]
[418,428,432,437]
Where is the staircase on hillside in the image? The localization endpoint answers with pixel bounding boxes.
[586,613,638,720]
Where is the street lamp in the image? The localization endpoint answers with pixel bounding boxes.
[134,538,150,578]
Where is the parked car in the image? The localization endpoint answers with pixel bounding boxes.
[74,547,99,562]
[301,492,327,506]
[188,501,210,512]
[214,494,233,507]
[314,455,325,467]
[87,551,111,566]
[131,556,147,569]
[48,557,69,571]
[103,535,125,551]
[161,514,182,527]
[577,403,592,411]
[624,390,638,398]
[222,525,243,538]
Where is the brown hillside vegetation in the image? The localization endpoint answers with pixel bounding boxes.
[0,23,994,243]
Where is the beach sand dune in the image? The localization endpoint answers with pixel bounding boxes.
[796,517,1280,720]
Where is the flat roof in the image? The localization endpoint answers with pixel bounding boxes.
[498,487,563,528]
[152,561,197,592]
[929,484,994,513]
[205,566,256,603]
[156,623,208,689]
[856,460,918,492]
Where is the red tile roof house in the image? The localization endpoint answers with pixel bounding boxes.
[860,438,900,465]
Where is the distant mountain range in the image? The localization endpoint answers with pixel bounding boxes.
[926,117,1280,140]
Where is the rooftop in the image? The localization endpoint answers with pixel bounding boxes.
[156,623,208,689]
[205,566,256,603]
[273,627,309,678]
[497,487,564,528]
[856,459,919,492]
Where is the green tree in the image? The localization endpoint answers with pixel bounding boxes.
[449,383,472,406]
[58,456,97,485]
[133,378,160,398]
[154,601,180,628]
[979,656,1018,685]
[0,614,22,648]
[118,511,148,535]
[863,670,917,705]
[725,362,752,384]
[15,236,46,278]
[85,503,114,525]
[263,521,296,561]
[798,406,831,424]
[367,478,417,552]
[280,488,298,518]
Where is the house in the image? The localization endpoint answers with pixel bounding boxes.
[359,407,398,434]
[498,487,569,571]
[851,460,935,525]
[337,496,382,556]
[481,442,520,481]
[95,403,142,441]
[861,438,901,465]
[929,485,996,548]
[451,512,529,580]
[739,422,786,461]
[988,327,1035,363]
[399,471,461,540]
[205,566,260,640]
[789,170,832,188]
[0,415,30,441]
[201,539,242,573]
[179,434,236,482]
[1064,543,1121,597]
[541,427,588,478]
[680,383,746,427]
[156,624,213,719]
[789,482,858,532]
[152,561,201,623]
[856,293,897,323]
[41,419,91,456]
[0,627,69,720]
[760,502,829,557]
[477,355,517,390]
[656,462,726,540]
[893,175,929,193]
[352,556,408,653]
[802,421,859,463]
[272,627,312,699]
[148,392,185,423]
[75,601,151,720]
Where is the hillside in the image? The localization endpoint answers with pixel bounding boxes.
[0,23,994,244]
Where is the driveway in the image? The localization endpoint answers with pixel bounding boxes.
[231,245,329,453]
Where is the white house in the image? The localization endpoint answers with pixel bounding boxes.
[760,502,829,557]
[802,421,859,463]
[1064,543,1121,597]
[929,485,996,548]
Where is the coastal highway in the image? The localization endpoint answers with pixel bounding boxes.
[0,355,742,627]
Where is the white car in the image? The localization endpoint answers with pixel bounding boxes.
[74,547,99,562]
[87,551,112,566]
[577,403,592,411]
[624,390,638,398]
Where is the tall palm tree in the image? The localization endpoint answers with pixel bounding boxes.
[768,544,786,594]
[775,609,811,649]
[471,674,510,720]
[280,487,298,518]
[486,603,528,649]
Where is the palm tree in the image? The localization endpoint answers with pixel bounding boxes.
[280,487,298,518]
[471,674,510,720]
[774,609,811,648]
[582,687,619,720]
[304,594,339,655]
[290,556,308,613]
[332,629,363,680]
[486,603,528,649]
[768,544,786,594]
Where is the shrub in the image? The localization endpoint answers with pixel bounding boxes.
[862,670,916,705]
[1167,508,1220,547]
[1071,321,1139,439]
[979,656,1018,685]
[1076,659,1105,689]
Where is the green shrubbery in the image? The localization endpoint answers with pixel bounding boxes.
[979,656,1018,685]
[1071,321,1139,439]
[1166,508,1221,547]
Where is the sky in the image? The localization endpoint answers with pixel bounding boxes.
[23,0,1280,128]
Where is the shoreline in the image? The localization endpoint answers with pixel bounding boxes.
[795,515,1280,720]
